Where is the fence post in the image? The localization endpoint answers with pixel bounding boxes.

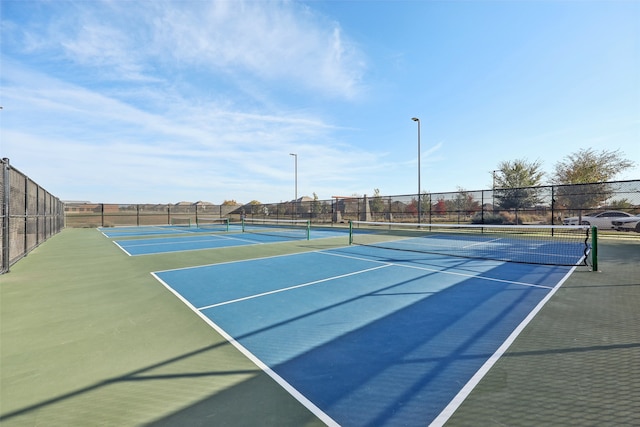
[551,185,556,226]
[23,175,28,254]
[591,226,598,272]
[1,158,10,273]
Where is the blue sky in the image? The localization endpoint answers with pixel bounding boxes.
[1,0,638,204]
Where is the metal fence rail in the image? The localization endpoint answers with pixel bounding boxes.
[1,158,65,274]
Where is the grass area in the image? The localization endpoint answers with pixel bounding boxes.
[1,228,638,426]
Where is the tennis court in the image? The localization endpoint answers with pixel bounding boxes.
[110,222,348,256]
[99,225,224,238]
[2,225,639,427]
[151,230,585,426]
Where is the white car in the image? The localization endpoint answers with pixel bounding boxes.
[612,215,640,232]
[562,210,635,229]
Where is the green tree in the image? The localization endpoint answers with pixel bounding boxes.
[493,159,545,211]
[553,148,635,215]
[553,148,634,184]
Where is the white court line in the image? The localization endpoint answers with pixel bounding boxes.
[119,235,228,248]
[197,264,393,310]
[429,264,579,426]
[320,250,555,290]
[153,250,330,273]
[112,240,133,256]
[151,247,577,426]
[462,237,502,248]
[213,234,267,244]
[151,272,340,427]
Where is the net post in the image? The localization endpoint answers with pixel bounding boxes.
[225,218,230,232]
[591,226,598,272]
[306,220,310,240]
[349,220,353,245]
[241,217,246,232]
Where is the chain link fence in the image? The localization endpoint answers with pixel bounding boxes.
[4,158,634,273]
[238,180,639,229]
[64,203,241,228]
[1,158,65,274]
[65,179,639,233]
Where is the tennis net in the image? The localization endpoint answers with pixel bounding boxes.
[241,218,311,240]
[349,221,594,266]
[170,217,191,227]
[196,217,229,231]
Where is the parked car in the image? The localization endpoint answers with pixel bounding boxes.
[612,214,640,232]
[562,210,635,229]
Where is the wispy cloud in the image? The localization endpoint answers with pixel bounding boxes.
[0,0,377,202]
[6,0,366,99]
[0,54,378,203]
[150,1,366,98]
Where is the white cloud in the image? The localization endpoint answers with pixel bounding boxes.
[6,0,366,99]
[151,1,366,98]
[0,56,380,203]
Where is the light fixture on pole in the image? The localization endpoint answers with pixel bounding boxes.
[411,117,421,223]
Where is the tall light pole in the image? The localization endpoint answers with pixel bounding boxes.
[289,153,298,203]
[411,117,421,223]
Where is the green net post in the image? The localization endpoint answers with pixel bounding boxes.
[591,226,598,272]
[349,220,353,245]
[225,218,230,232]
[306,220,310,240]
[241,218,246,232]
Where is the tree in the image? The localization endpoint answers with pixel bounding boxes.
[434,198,447,215]
[406,198,418,215]
[553,148,635,184]
[493,159,545,211]
[452,187,480,220]
[311,192,321,216]
[248,200,262,215]
[553,148,636,214]
[370,188,386,214]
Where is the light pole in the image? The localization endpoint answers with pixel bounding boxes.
[289,153,298,216]
[411,117,421,223]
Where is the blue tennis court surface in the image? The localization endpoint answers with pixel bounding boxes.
[111,227,347,256]
[152,245,578,426]
[99,224,223,237]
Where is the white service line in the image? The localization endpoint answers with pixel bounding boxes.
[197,264,393,310]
